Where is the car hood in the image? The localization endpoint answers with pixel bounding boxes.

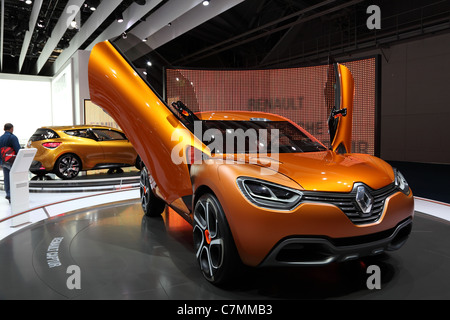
[223,151,395,192]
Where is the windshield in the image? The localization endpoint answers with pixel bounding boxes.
[199,120,326,154]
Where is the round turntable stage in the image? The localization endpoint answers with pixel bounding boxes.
[0,197,449,300]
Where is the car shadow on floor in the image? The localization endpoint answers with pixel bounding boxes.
[140,208,397,300]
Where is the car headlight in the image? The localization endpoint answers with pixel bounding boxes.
[394,169,410,195]
[236,177,303,210]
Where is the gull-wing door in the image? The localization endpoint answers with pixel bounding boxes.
[326,62,355,153]
[88,36,207,208]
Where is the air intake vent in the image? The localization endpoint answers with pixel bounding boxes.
[302,183,398,225]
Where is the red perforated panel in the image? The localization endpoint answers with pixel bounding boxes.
[166,57,377,155]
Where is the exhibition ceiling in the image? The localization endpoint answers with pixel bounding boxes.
[0,0,448,76]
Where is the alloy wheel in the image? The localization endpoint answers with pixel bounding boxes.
[140,167,151,213]
[193,195,225,283]
[57,154,80,179]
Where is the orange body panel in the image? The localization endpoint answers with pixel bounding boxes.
[331,64,354,153]
[191,159,413,266]
[88,41,206,204]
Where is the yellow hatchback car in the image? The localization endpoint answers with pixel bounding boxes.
[27,125,140,179]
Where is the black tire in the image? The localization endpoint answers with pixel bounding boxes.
[54,153,81,180]
[193,193,243,286]
[107,168,124,174]
[135,156,143,170]
[140,166,166,217]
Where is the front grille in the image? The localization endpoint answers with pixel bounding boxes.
[302,183,398,225]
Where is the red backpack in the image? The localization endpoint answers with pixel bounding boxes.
[1,136,16,169]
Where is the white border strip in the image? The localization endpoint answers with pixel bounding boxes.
[414,197,450,222]
[0,188,139,241]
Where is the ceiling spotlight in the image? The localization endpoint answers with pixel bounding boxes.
[70,20,78,29]
[142,37,148,42]
[82,3,91,12]
[202,0,210,6]
[116,12,124,23]
[146,61,152,67]
[25,0,32,4]
[89,0,100,11]
[122,32,127,39]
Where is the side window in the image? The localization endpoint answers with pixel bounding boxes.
[93,129,126,141]
[65,129,97,140]
[64,130,76,136]
[30,129,60,141]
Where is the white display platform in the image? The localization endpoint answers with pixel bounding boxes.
[9,148,37,227]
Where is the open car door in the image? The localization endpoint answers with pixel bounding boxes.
[88,38,207,211]
[326,63,355,154]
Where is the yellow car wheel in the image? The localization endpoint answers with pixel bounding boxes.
[54,153,81,180]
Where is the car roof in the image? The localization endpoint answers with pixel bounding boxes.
[195,111,288,122]
[40,125,122,131]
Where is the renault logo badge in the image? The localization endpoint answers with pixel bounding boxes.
[356,185,374,215]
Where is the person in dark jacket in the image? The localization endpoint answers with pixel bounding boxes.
[0,123,21,203]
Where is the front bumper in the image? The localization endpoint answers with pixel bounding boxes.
[259,217,412,267]
[215,180,414,267]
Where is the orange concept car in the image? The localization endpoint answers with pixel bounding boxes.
[88,36,414,285]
